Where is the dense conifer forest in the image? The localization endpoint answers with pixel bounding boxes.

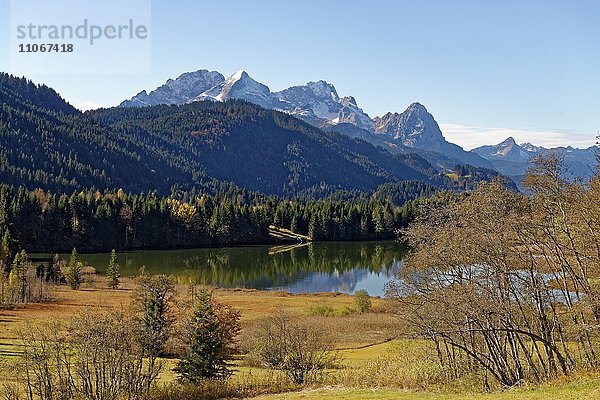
[0,73,511,252]
[0,184,423,253]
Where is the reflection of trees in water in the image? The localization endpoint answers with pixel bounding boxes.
[73,242,406,291]
[167,242,405,289]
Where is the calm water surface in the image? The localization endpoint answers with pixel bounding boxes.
[42,241,406,296]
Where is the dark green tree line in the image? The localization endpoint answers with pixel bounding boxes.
[0,184,419,254]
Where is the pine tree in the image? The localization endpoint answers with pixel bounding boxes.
[290,215,298,233]
[273,208,282,227]
[9,249,28,302]
[135,274,175,356]
[0,230,11,271]
[65,247,82,290]
[308,214,320,240]
[106,249,120,289]
[372,205,385,235]
[175,289,240,383]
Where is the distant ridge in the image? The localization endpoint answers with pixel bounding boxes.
[121,69,493,170]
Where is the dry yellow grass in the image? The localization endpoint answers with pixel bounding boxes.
[0,277,397,347]
[249,379,600,400]
[2,280,600,399]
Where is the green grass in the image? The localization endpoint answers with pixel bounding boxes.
[250,377,600,399]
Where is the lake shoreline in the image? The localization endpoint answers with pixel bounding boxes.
[27,238,403,255]
[30,241,407,297]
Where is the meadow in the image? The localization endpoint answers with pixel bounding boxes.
[1,274,598,399]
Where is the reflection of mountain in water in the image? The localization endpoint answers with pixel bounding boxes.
[270,260,402,296]
[61,241,406,296]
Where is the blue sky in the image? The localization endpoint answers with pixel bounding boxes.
[0,0,598,149]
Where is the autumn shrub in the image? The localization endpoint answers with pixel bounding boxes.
[250,310,338,384]
[307,303,355,317]
[14,311,163,400]
[353,289,372,313]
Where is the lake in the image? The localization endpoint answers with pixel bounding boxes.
[40,241,406,297]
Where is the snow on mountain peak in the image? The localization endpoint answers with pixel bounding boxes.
[305,80,339,101]
[231,69,247,80]
[193,69,274,108]
[274,79,370,124]
[520,142,543,153]
[119,69,224,107]
[500,137,517,146]
[472,137,540,162]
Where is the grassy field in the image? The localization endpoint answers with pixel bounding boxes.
[251,378,600,400]
[1,277,599,399]
[0,276,398,384]
[0,277,397,345]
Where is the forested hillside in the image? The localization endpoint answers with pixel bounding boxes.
[0,73,433,196]
[0,73,519,252]
[0,73,194,193]
[87,101,438,195]
[1,73,511,198]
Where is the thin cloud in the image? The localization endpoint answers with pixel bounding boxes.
[439,123,597,150]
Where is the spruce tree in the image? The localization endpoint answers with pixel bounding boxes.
[106,249,120,289]
[66,248,82,290]
[308,214,319,240]
[0,230,11,271]
[135,274,175,356]
[9,249,28,302]
[290,215,298,233]
[175,289,240,382]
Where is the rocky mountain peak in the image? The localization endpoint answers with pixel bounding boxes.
[230,69,248,80]
[192,70,274,109]
[373,103,443,148]
[520,142,543,153]
[119,69,224,107]
[500,137,517,146]
[341,96,357,106]
[305,80,339,101]
[118,67,494,170]
[406,102,427,113]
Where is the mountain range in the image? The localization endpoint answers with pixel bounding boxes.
[120,70,495,170]
[121,69,597,184]
[0,70,591,200]
[472,137,597,184]
[3,72,507,198]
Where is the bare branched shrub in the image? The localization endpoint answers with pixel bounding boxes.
[388,157,600,388]
[16,311,163,400]
[251,310,338,384]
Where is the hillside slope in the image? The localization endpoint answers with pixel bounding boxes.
[0,73,446,196]
[89,101,435,195]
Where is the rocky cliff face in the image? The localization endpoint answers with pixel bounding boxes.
[120,70,224,107]
[118,69,504,170]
